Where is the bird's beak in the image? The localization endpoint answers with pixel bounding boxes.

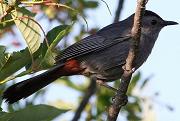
[163,20,178,26]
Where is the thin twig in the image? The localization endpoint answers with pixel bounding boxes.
[107,0,148,121]
[72,81,96,121]
[0,0,21,21]
[113,0,125,23]
[101,0,112,16]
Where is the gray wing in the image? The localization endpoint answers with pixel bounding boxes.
[56,34,130,63]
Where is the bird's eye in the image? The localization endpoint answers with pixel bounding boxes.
[151,20,157,25]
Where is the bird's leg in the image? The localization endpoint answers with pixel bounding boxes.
[96,80,118,92]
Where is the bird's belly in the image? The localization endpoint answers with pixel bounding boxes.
[81,61,124,81]
[96,65,124,81]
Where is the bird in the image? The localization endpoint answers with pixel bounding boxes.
[2,10,178,104]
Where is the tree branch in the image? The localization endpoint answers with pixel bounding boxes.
[72,81,96,121]
[107,0,148,120]
[113,0,125,23]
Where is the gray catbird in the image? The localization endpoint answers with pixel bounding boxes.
[3,10,178,104]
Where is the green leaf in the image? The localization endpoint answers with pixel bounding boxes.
[11,7,41,54]
[127,72,141,94]
[49,100,75,110]
[40,25,71,68]
[0,113,12,121]
[55,77,87,91]
[124,101,142,121]
[140,76,151,90]
[0,4,14,30]
[83,1,99,8]
[0,104,69,121]
[46,25,71,48]
[96,88,113,116]
[0,48,32,83]
[0,13,72,83]
[0,46,7,69]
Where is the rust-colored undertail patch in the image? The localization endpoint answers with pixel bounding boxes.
[59,59,83,76]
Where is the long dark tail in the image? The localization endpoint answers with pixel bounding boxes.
[3,64,65,104]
